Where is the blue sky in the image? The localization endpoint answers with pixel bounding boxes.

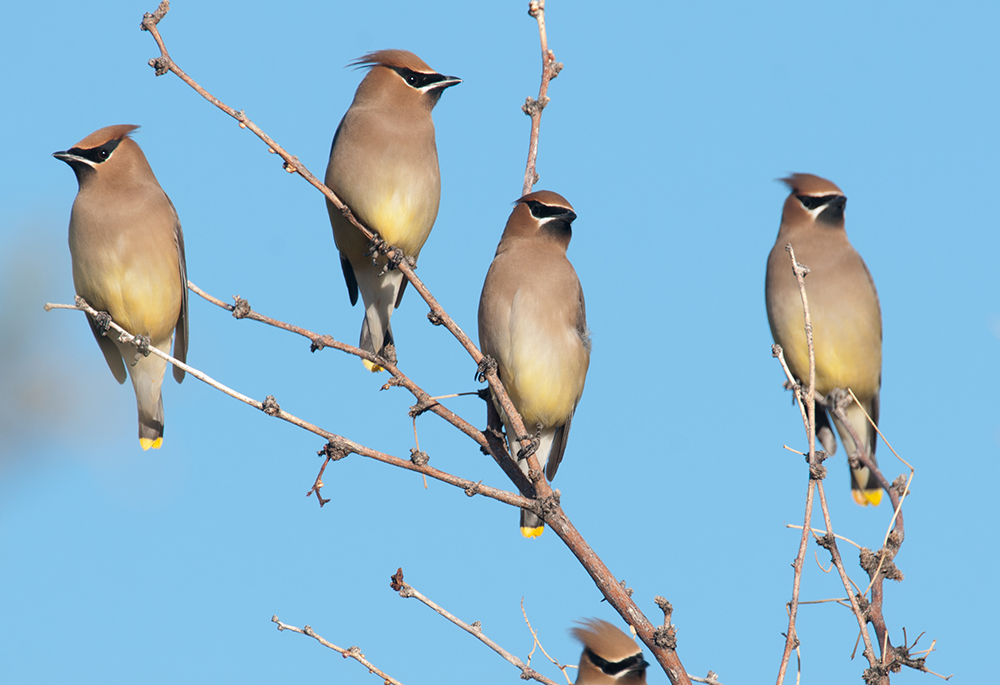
[2,1,997,683]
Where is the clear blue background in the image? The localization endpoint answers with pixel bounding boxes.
[1,1,996,682]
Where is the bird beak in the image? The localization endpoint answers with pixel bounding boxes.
[52,150,85,165]
[434,75,462,90]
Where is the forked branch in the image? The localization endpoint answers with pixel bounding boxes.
[771,244,942,683]
[134,2,691,681]
[271,616,404,685]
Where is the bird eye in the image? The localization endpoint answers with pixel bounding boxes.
[394,67,434,89]
[525,200,576,221]
[797,194,838,210]
[99,149,110,160]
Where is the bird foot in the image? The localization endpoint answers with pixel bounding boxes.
[475,355,498,382]
[363,235,386,259]
[132,334,151,360]
[516,434,540,462]
[94,311,113,335]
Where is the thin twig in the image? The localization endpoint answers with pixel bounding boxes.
[139,2,542,477]
[138,5,690,682]
[814,480,879,667]
[785,525,863,550]
[798,598,853,608]
[825,392,914,675]
[390,569,560,685]
[271,616,404,685]
[772,342,817,685]
[521,598,573,684]
[46,297,532,512]
[774,244,879,683]
[847,387,915,596]
[185,281,535,497]
[522,0,562,196]
[689,672,726,685]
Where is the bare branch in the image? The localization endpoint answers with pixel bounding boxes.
[271,615,404,685]
[184,281,536,498]
[813,480,879,666]
[772,245,941,683]
[521,598,574,684]
[45,296,532,512]
[138,3,541,472]
[772,245,822,685]
[390,568,561,685]
[522,0,563,196]
[773,244,880,683]
[137,5,690,682]
[785,524,862,551]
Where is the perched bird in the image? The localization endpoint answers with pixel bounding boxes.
[324,49,460,371]
[765,173,882,505]
[571,619,648,685]
[54,125,189,450]
[478,191,591,537]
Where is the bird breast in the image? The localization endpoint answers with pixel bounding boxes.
[501,289,589,429]
[69,192,181,341]
[327,106,441,256]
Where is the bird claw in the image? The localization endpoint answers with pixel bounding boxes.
[376,246,406,276]
[363,235,386,260]
[475,355,498,382]
[516,434,540,462]
[129,334,152,366]
[93,311,113,335]
[134,334,151,357]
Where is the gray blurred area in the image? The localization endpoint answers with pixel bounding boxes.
[0,213,118,468]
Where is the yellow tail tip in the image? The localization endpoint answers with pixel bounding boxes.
[852,488,882,507]
[362,359,386,373]
[520,526,545,539]
[140,437,163,451]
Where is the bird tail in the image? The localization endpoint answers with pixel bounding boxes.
[138,398,165,451]
[126,341,170,451]
[831,396,882,506]
[357,269,405,373]
[520,509,545,538]
[505,424,559,538]
[359,316,394,373]
[851,466,882,506]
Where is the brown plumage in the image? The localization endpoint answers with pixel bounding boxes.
[478,191,591,537]
[325,50,460,371]
[350,49,435,73]
[765,173,883,505]
[571,619,648,684]
[55,125,189,450]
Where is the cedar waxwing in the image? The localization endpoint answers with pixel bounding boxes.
[571,619,649,685]
[54,125,189,451]
[765,173,882,506]
[324,49,460,372]
[478,191,591,537]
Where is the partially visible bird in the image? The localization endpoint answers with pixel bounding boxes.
[571,619,649,684]
[765,173,883,505]
[324,49,460,372]
[478,190,591,537]
[54,124,189,450]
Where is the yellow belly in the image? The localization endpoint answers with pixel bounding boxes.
[779,316,881,399]
[75,262,180,342]
[504,330,587,429]
[366,191,435,257]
